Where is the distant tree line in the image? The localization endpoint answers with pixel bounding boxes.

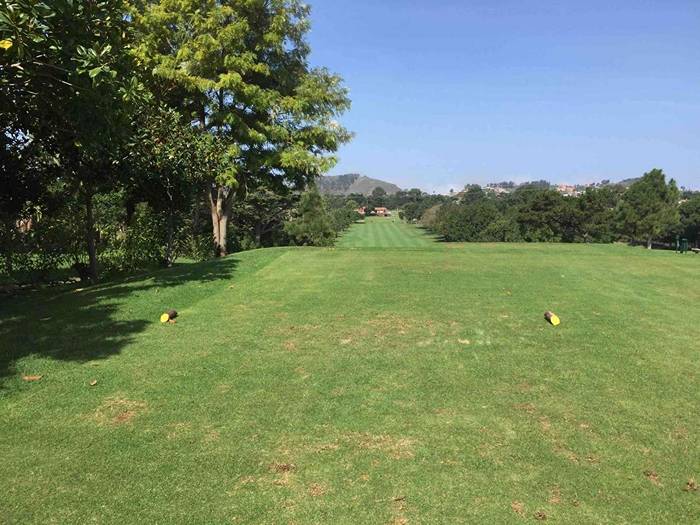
[401,170,699,248]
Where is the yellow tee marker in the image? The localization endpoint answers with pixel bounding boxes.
[544,311,561,326]
[0,39,13,50]
[160,313,171,323]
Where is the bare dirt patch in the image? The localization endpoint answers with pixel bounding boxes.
[345,432,416,459]
[513,403,536,414]
[511,501,525,516]
[271,462,296,473]
[166,422,192,439]
[644,470,662,486]
[92,397,147,426]
[308,483,327,497]
[539,416,552,432]
[204,429,221,443]
[270,463,296,487]
[684,478,698,492]
[548,486,562,505]
[314,442,340,452]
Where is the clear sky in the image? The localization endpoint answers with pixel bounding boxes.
[307,0,700,192]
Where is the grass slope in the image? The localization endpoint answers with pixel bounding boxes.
[338,216,435,248]
[1,223,699,523]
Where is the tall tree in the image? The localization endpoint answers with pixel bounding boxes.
[577,186,621,243]
[617,169,680,249]
[284,186,335,246]
[679,194,700,247]
[131,0,351,256]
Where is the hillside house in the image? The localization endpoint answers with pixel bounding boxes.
[375,207,391,217]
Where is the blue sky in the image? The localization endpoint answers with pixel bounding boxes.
[307,0,700,192]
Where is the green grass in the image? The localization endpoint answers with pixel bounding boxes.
[1,222,699,523]
[338,215,436,248]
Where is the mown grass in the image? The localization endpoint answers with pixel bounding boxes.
[338,215,436,248]
[1,220,698,523]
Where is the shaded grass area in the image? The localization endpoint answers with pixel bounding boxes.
[1,239,698,523]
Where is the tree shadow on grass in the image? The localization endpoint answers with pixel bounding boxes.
[0,256,239,386]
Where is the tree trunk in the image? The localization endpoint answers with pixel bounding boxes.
[208,186,233,257]
[1,226,13,275]
[3,241,12,275]
[84,188,98,281]
[647,237,653,250]
[255,222,263,247]
[165,207,175,267]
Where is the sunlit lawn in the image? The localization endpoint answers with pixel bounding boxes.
[1,221,698,523]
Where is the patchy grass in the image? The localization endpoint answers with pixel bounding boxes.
[1,226,699,523]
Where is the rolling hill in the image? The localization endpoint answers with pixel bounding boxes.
[318,173,402,195]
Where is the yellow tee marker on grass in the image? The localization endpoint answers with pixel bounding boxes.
[160,309,178,324]
[0,40,13,50]
[544,311,561,326]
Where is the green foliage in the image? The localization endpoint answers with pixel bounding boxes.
[617,169,680,247]
[1,0,352,281]
[434,200,500,242]
[98,201,167,273]
[230,187,298,249]
[330,200,362,232]
[577,187,621,243]
[129,0,351,256]
[679,194,700,246]
[284,187,336,246]
[410,182,628,245]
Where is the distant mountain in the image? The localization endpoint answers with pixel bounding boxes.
[318,174,402,196]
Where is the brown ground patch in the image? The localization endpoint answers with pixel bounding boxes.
[671,427,689,440]
[511,501,525,516]
[553,444,580,464]
[270,463,296,487]
[308,483,327,497]
[534,510,547,520]
[516,382,532,393]
[684,478,698,492]
[513,403,536,414]
[345,432,416,459]
[166,422,192,439]
[548,486,562,504]
[204,429,221,443]
[92,397,147,426]
[390,494,408,524]
[271,462,296,473]
[294,367,310,380]
[644,470,662,486]
[539,416,552,432]
[216,383,232,393]
[283,340,297,352]
[314,442,340,452]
